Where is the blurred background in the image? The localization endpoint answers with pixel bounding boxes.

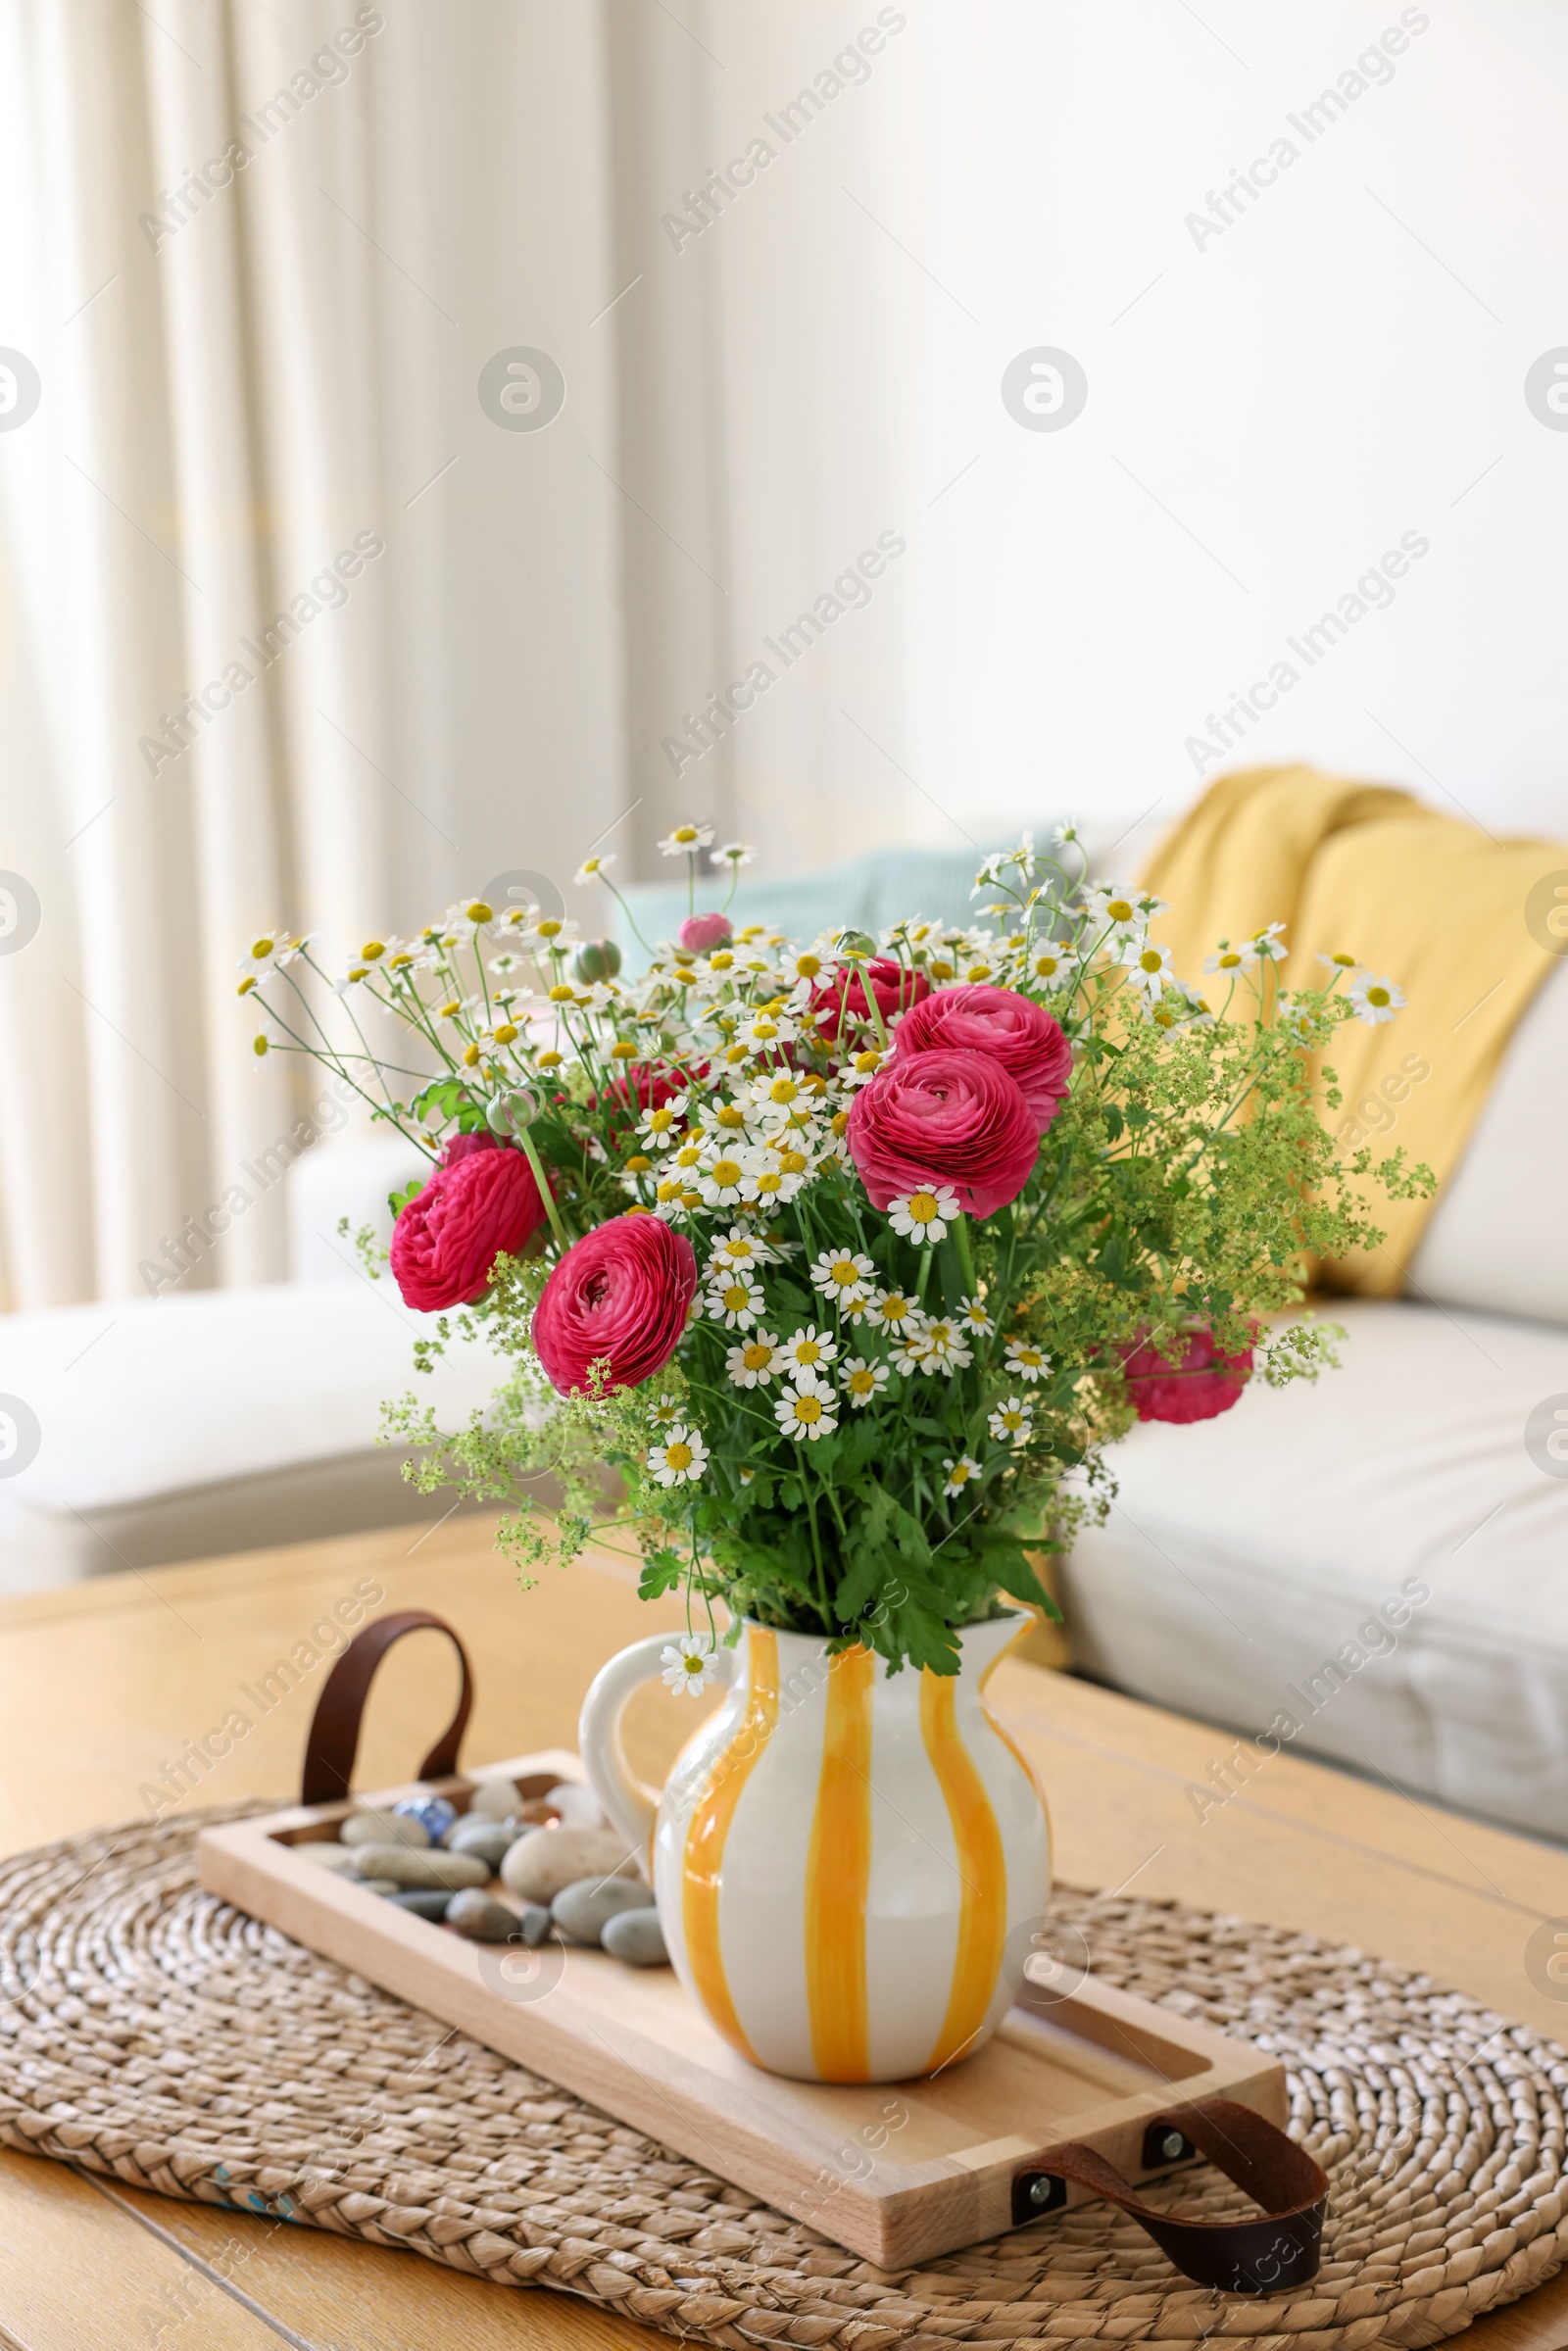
[3,0,1566,1308]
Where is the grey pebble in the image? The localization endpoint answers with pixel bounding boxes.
[602,1906,669,1967]
[446,1889,524,1944]
[347,1842,489,1890]
[501,1824,638,1904]
[445,1820,516,1868]
[551,1876,656,1947]
[516,1904,553,1947]
[341,1809,429,1848]
[295,1841,357,1872]
[356,1878,402,1896]
[388,1889,453,1921]
[466,1778,522,1821]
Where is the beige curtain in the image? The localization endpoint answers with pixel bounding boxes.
[0,0,694,1306]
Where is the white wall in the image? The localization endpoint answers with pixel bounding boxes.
[665,0,1568,868]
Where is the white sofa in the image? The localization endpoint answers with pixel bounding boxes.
[1060,957,1568,1842]
[0,1139,511,1591]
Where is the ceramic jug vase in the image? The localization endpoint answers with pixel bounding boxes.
[578,1614,1051,2083]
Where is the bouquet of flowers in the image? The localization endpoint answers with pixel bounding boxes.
[238,824,1426,1676]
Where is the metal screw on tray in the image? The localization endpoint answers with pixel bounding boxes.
[1157,2131,1186,2163]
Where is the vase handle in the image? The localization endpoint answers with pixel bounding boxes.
[578,1632,735,1851]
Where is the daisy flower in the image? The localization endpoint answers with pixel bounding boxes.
[1203,940,1246,974]
[958,1295,995,1337]
[1123,938,1174,996]
[658,821,715,857]
[1030,942,1069,986]
[696,1147,750,1207]
[774,1375,839,1443]
[739,1158,807,1207]
[782,1325,838,1376]
[747,1069,807,1120]
[662,1631,717,1695]
[710,840,756,870]
[726,1332,784,1388]
[236,928,309,983]
[697,1097,752,1137]
[988,1396,1034,1445]
[810,1249,875,1310]
[943,1456,982,1498]
[636,1102,684,1151]
[706,1272,765,1329]
[1347,971,1404,1024]
[841,1356,890,1409]
[1248,921,1289,961]
[739,1009,798,1053]
[1084,884,1144,939]
[574,852,616,886]
[887,1186,959,1246]
[1004,1338,1051,1384]
[647,1424,709,1488]
[865,1288,921,1336]
[839,1048,884,1089]
[906,1318,972,1376]
[1317,951,1359,972]
[709,1226,776,1274]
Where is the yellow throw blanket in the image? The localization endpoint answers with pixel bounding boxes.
[1138,763,1566,1295]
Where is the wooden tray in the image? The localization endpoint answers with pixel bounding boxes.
[199,1751,1287,2268]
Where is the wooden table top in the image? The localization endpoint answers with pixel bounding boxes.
[1,1511,1564,2351]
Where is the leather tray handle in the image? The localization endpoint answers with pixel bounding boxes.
[1023,2095,1329,2296]
[300,1610,474,1806]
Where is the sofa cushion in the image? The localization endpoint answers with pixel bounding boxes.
[0,1282,510,1591]
[1407,955,1568,1326]
[1058,1298,1568,1841]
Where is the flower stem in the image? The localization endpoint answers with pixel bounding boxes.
[516,1124,569,1250]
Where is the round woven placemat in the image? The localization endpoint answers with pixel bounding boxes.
[1,1804,1564,2350]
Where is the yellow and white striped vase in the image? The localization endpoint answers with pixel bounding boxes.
[578,1614,1051,2083]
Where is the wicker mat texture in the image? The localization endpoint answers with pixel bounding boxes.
[0,1803,1564,2351]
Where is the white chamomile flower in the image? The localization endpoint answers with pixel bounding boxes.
[658,821,715,857]
[1318,950,1359,973]
[839,1048,884,1090]
[647,1423,709,1488]
[574,852,616,886]
[810,1249,875,1310]
[697,1096,752,1138]
[637,1101,685,1150]
[726,1332,783,1388]
[662,1631,717,1694]
[709,1225,776,1274]
[988,1395,1034,1445]
[739,1008,798,1053]
[1249,921,1289,961]
[783,1324,838,1376]
[1123,937,1174,995]
[236,927,309,984]
[748,1068,807,1121]
[1347,970,1404,1025]
[841,1356,890,1409]
[887,1186,960,1245]
[774,1374,839,1443]
[707,1271,765,1329]
[907,1317,972,1376]
[739,1156,807,1207]
[1030,942,1070,986]
[942,1456,982,1497]
[710,840,755,870]
[866,1288,921,1336]
[958,1295,995,1337]
[697,1146,750,1207]
[1204,939,1247,974]
[1004,1338,1051,1384]
[1085,883,1144,937]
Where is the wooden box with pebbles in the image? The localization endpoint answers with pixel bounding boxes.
[199,1749,1288,2268]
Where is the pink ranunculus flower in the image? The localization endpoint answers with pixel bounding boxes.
[1119,1325,1254,1424]
[532,1212,698,1395]
[440,1128,502,1166]
[679,911,733,955]
[893,982,1072,1129]
[809,957,930,1045]
[847,1049,1040,1219]
[390,1145,548,1311]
